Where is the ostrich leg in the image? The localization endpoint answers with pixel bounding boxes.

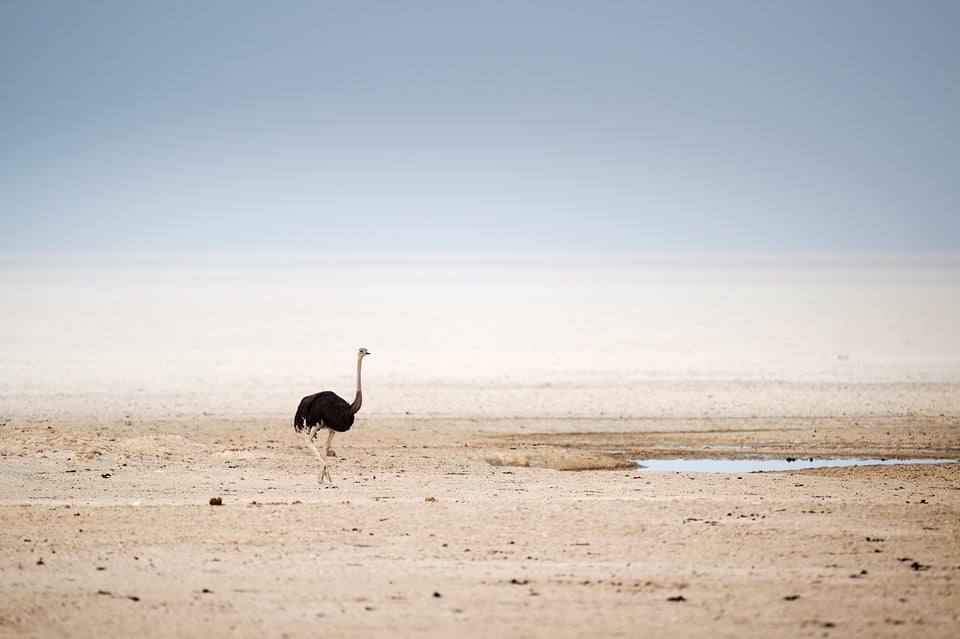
[304,426,332,484]
[324,429,337,457]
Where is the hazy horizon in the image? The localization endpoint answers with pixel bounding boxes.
[4,254,959,425]
[3,1,959,254]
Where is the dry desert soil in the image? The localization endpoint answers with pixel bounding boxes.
[1,406,958,639]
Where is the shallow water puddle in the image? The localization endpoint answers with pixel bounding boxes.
[634,457,957,473]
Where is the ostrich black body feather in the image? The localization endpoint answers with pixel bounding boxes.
[294,391,357,433]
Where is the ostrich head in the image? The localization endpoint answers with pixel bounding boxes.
[358,347,371,357]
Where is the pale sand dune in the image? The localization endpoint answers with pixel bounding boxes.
[1,255,959,637]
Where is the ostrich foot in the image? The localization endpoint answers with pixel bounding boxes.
[316,458,332,484]
[327,449,337,457]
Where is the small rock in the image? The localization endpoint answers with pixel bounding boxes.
[209,497,223,506]
[425,496,438,503]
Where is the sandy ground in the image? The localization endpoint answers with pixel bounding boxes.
[1,405,958,639]
[2,255,959,637]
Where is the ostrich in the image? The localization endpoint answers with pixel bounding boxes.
[294,347,370,483]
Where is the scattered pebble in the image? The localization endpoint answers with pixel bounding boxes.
[209,497,223,506]
[425,496,437,503]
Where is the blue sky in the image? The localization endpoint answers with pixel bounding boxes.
[1,1,958,253]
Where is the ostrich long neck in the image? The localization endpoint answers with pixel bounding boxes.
[349,354,364,414]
